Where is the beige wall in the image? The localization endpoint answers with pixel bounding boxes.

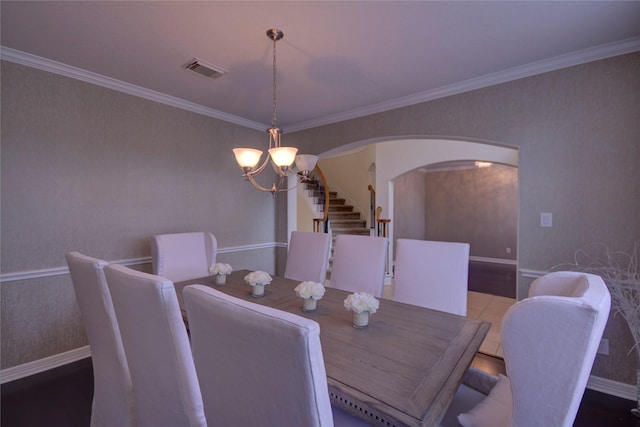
[319,146,375,226]
[287,53,640,385]
[1,61,281,368]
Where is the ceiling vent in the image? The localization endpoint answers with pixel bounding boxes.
[183,58,227,80]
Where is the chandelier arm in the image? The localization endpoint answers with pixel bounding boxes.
[244,169,308,195]
[245,174,281,194]
[247,153,271,176]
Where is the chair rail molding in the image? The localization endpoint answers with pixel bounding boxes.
[518,267,547,279]
[0,242,286,283]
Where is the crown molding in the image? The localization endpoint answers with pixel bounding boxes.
[286,37,640,132]
[0,47,267,132]
[3,37,639,134]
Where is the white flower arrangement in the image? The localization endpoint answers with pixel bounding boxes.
[210,263,233,276]
[344,292,380,314]
[294,281,326,300]
[244,270,272,286]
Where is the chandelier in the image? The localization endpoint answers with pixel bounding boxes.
[232,28,318,197]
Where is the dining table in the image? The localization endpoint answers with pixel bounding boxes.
[174,270,490,427]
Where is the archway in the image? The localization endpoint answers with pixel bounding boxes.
[288,136,519,294]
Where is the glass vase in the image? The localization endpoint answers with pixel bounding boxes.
[251,283,265,297]
[303,298,317,312]
[352,311,370,328]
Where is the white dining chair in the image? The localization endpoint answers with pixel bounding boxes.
[284,231,331,284]
[104,264,207,427]
[151,231,217,282]
[393,239,470,315]
[184,285,369,427]
[66,252,136,427]
[330,234,388,297]
[441,271,611,427]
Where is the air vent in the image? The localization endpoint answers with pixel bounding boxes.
[183,58,227,80]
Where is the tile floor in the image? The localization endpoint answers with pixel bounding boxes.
[466,291,515,358]
[382,285,515,359]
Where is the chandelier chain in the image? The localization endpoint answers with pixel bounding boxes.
[272,33,277,129]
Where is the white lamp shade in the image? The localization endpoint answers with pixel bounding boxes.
[295,154,318,172]
[233,148,263,168]
[268,147,298,167]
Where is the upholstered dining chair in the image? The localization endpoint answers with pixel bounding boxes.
[330,234,388,297]
[393,239,470,315]
[183,285,369,427]
[151,231,217,282]
[284,231,331,284]
[104,264,207,427]
[440,271,611,427]
[66,252,136,427]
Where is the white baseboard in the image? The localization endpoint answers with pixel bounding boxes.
[469,256,518,266]
[587,375,636,402]
[1,345,91,384]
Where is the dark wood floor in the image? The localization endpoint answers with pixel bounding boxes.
[2,355,639,426]
[468,260,517,298]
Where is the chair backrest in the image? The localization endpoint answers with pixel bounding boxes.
[65,252,136,427]
[330,235,388,297]
[392,239,470,315]
[184,285,333,427]
[104,264,206,427]
[151,232,217,282]
[284,231,331,284]
[502,271,611,426]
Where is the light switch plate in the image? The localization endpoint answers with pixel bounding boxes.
[541,212,553,227]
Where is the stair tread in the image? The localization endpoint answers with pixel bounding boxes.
[331,228,371,234]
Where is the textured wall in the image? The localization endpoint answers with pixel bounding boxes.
[422,165,518,259]
[287,53,640,385]
[1,61,280,368]
[2,52,639,386]
[393,170,428,242]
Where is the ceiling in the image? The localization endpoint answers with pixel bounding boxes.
[2,1,640,132]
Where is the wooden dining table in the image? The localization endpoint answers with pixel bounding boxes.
[175,270,490,427]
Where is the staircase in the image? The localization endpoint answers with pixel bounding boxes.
[326,191,369,238]
[303,180,370,280]
[304,178,369,239]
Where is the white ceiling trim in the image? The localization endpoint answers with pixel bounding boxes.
[286,37,640,133]
[0,46,267,132]
[3,37,639,133]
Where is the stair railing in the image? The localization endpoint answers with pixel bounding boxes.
[312,164,330,233]
[375,206,391,238]
[368,185,376,231]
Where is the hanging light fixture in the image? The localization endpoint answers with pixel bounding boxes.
[232,28,318,197]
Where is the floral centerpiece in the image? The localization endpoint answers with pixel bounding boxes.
[244,270,272,297]
[344,292,380,328]
[209,263,233,284]
[294,281,326,311]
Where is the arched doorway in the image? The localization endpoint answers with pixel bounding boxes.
[288,136,519,295]
[394,161,518,298]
